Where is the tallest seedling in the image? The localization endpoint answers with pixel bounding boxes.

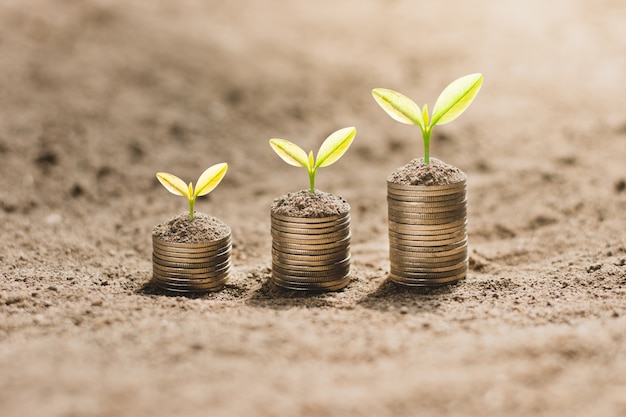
[372,73,483,164]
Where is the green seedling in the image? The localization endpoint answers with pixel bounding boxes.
[372,73,483,164]
[269,126,356,194]
[156,163,228,220]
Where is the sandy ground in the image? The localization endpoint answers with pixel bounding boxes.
[1,0,625,416]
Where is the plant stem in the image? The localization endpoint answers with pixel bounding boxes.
[309,171,315,194]
[423,130,431,164]
[189,198,195,220]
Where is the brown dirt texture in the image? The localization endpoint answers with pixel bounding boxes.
[1,1,625,416]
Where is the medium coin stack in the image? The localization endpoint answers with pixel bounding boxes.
[387,180,468,286]
[270,211,351,291]
[152,230,232,293]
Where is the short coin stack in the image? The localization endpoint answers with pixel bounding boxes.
[387,180,468,286]
[270,211,351,291]
[152,229,232,293]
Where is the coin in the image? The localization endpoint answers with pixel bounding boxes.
[152,233,231,250]
[389,241,468,257]
[388,216,466,228]
[270,212,349,224]
[388,209,466,222]
[271,269,350,283]
[271,223,349,235]
[270,232,350,245]
[390,247,467,261]
[387,180,466,191]
[386,187,466,198]
[151,277,226,291]
[271,263,350,278]
[388,217,467,229]
[152,270,228,284]
[272,248,349,262]
[389,238,468,250]
[390,257,468,272]
[152,251,230,263]
[387,180,464,188]
[388,228,465,241]
[269,222,350,234]
[388,209,466,219]
[389,235,467,248]
[272,253,349,266]
[388,271,466,286]
[152,252,230,267]
[387,194,466,205]
[152,239,232,254]
[387,202,467,214]
[153,259,231,274]
[389,261,467,274]
[272,275,350,291]
[271,215,350,230]
[152,269,231,282]
[271,258,349,270]
[272,234,351,250]
[152,272,228,286]
[390,254,468,268]
[152,249,231,263]
[389,265,467,280]
[150,283,225,293]
[272,255,350,271]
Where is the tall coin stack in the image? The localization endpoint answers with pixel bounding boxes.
[387,180,468,286]
[270,211,351,291]
[151,229,232,293]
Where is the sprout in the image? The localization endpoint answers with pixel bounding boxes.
[269,126,356,194]
[156,163,228,220]
[372,73,483,164]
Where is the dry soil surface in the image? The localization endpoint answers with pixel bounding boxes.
[1,1,626,416]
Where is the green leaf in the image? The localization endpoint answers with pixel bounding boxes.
[431,73,483,126]
[422,103,429,128]
[194,162,228,197]
[269,139,309,168]
[371,88,423,129]
[156,172,190,198]
[315,126,356,168]
[308,151,315,171]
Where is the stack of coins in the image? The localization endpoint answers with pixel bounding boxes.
[387,180,468,286]
[151,230,232,293]
[270,211,351,291]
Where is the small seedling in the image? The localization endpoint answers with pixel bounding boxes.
[372,73,483,164]
[269,127,356,194]
[156,163,228,220]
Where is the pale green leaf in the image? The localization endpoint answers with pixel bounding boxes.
[315,126,356,168]
[422,103,429,128]
[156,172,190,198]
[194,162,228,197]
[371,88,423,129]
[308,151,315,171]
[431,73,483,126]
[269,139,309,168]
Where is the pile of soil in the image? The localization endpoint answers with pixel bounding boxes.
[388,158,467,185]
[271,190,350,218]
[152,212,230,243]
